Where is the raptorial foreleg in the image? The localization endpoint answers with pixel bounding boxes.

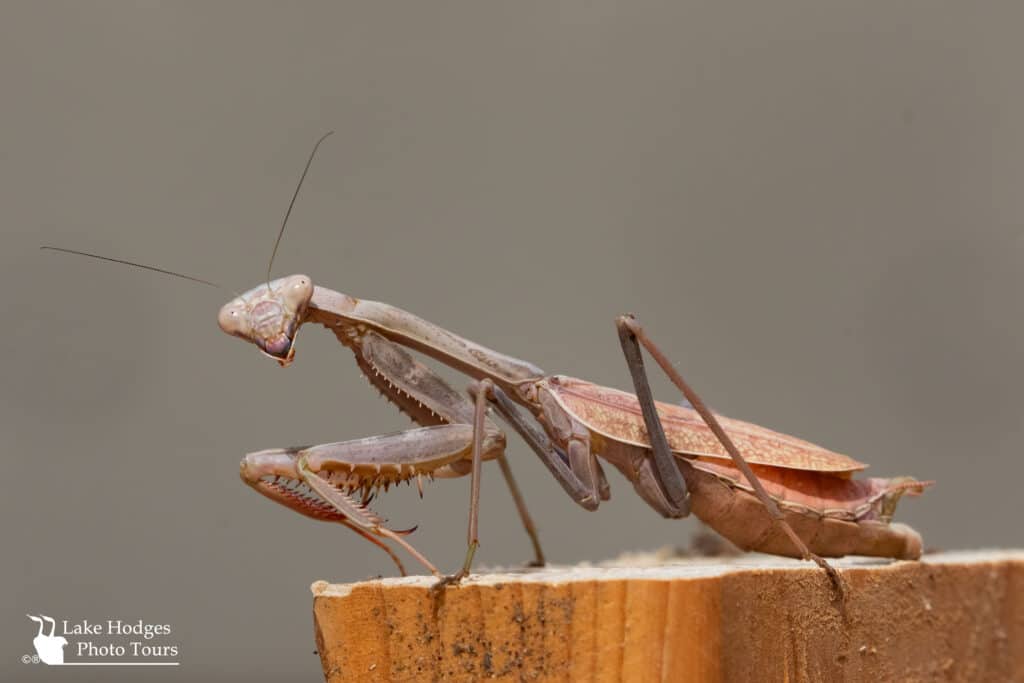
[241,425,495,576]
[353,331,547,566]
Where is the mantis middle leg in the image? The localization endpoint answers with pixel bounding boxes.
[354,332,546,570]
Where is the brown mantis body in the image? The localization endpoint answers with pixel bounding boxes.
[221,275,931,585]
[47,134,930,588]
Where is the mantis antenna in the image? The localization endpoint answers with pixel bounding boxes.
[41,131,336,290]
[39,246,220,287]
[265,130,334,288]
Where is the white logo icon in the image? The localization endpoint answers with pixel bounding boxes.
[27,615,68,665]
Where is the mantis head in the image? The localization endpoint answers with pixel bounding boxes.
[215,132,333,366]
[45,133,334,368]
[218,275,314,366]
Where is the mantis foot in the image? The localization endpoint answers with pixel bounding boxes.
[807,552,846,602]
[430,540,479,593]
[430,570,470,594]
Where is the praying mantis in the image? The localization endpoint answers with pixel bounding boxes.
[45,133,931,589]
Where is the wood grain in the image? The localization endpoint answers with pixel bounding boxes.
[312,551,1023,682]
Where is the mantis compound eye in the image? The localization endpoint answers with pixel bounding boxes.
[217,302,250,338]
[281,274,314,311]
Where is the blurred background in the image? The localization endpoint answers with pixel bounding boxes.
[2,2,1022,680]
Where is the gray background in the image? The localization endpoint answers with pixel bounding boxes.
[2,2,1022,680]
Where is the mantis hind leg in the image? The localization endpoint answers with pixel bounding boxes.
[615,317,691,516]
[615,315,843,593]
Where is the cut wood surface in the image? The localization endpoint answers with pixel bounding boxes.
[312,550,1023,682]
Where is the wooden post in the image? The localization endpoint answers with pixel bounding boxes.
[312,551,1022,682]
